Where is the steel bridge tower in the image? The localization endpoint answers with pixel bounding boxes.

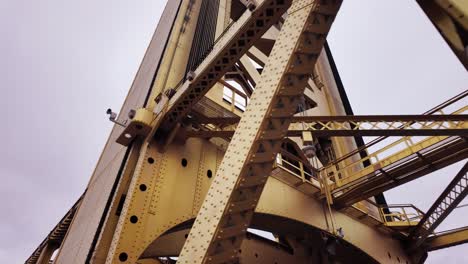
[27,0,468,263]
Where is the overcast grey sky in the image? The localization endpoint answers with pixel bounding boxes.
[1,0,466,263]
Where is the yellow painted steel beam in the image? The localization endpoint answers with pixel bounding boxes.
[289,113,468,136]
[417,0,468,70]
[90,140,144,263]
[427,226,468,251]
[436,0,468,30]
[102,137,222,263]
[157,0,292,136]
[177,1,343,263]
[145,0,202,112]
[185,113,468,138]
[104,142,166,263]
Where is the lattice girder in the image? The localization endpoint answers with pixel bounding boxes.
[410,162,468,249]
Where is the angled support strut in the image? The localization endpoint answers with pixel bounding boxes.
[410,162,468,249]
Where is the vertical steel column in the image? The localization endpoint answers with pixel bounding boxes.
[178,0,342,263]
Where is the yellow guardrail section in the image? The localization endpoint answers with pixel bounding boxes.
[380,204,425,227]
[277,153,427,229]
[275,154,315,181]
[321,106,467,190]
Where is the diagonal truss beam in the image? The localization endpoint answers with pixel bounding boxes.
[157,0,292,134]
[410,162,468,249]
[177,1,342,263]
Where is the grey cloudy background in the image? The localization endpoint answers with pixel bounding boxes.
[0,0,466,263]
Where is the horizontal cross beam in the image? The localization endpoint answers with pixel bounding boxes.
[186,114,468,137]
[426,226,468,251]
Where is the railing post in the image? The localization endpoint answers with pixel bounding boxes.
[332,166,341,187]
[402,207,409,225]
[319,169,325,195]
[299,161,305,182]
[379,207,386,224]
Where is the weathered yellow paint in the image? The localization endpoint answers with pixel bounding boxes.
[146,0,202,110]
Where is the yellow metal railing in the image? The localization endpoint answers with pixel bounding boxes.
[276,151,427,229]
[275,153,317,183]
[350,200,426,228]
[321,106,467,190]
[379,204,425,227]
